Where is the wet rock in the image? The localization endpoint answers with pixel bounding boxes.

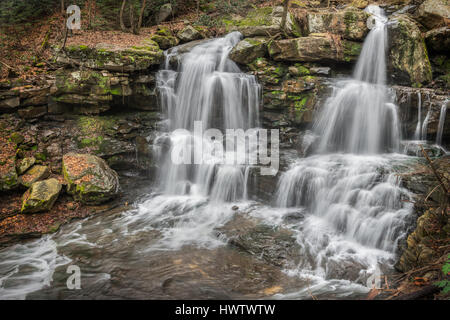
[307,7,370,41]
[310,66,331,76]
[218,214,301,267]
[425,27,450,53]
[414,0,450,30]
[177,26,203,43]
[19,165,50,188]
[17,157,36,175]
[21,178,62,214]
[229,38,268,65]
[396,207,449,272]
[268,34,362,63]
[388,14,433,86]
[62,153,120,204]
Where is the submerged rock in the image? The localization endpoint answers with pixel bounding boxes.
[229,37,268,65]
[268,34,362,63]
[388,14,433,86]
[21,178,62,214]
[414,0,450,30]
[62,153,120,204]
[19,165,50,188]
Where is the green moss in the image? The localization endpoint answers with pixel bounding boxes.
[35,152,46,161]
[343,41,362,62]
[223,7,273,28]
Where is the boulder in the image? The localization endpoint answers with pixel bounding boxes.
[0,96,20,112]
[224,6,302,37]
[306,7,370,41]
[177,26,203,43]
[19,165,50,188]
[388,14,433,86]
[17,156,36,175]
[229,37,268,65]
[156,3,173,24]
[268,34,362,63]
[414,0,450,30]
[58,43,163,72]
[0,155,18,191]
[62,153,120,204]
[150,34,179,50]
[21,178,62,214]
[425,27,450,53]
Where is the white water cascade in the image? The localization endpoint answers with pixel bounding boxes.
[272,5,413,296]
[156,32,261,201]
[436,100,448,146]
[314,6,400,154]
[414,92,422,140]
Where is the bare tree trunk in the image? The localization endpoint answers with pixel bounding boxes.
[61,0,65,15]
[120,0,127,32]
[281,0,290,33]
[136,0,147,34]
[197,0,200,17]
[129,2,136,34]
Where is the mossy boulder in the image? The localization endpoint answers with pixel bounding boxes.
[177,26,203,43]
[17,156,36,175]
[19,165,50,188]
[150,34,179,50]
[62,153,120,204]
[268,34,361,63]
[388,14,433,86]
[307,7,370,41]
[223,6,302,37]
[21,178,62,214]
[229,37,268,65]
[0,156,19,192]
[414,0,450,30]
[58,43,164,72]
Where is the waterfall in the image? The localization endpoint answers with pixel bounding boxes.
[274,5,413,288]
[313,6,400,154]
[414,92,422,140]
[156,32,261,201]
[436,101,448,146]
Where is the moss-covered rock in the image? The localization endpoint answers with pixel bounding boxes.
[149,34,179,50]
[414,0,450,30]
[229,37,268,65]
[62,153,120,204]
[268,34,361,63]
[388,14,433,86]
[307,7,370,41]
[17,156,36,175]
[58,43,164,72]
[19,165,50,188]
[21,178,62,214]
[0,154,19,192]
[223,6,302,37]
[177,26,203,43]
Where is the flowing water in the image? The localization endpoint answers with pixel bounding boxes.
[436,100,448,146]
[0,6,424,300]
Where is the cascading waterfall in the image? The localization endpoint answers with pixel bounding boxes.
[414,92,422,140]
[273,5,413,293]
[436,100,448,146]
[313,6,400,154]
[156,32,260,201]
